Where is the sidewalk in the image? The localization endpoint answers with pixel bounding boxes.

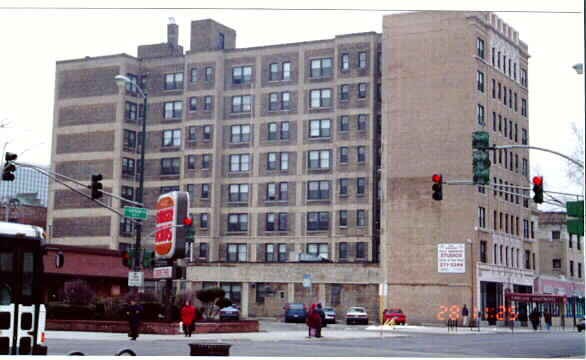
[366,324,578,335]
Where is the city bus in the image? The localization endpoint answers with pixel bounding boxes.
[0,221,62,355]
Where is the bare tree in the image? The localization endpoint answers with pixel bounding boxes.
[566,121,585,193]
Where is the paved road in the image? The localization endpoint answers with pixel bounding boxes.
[45,321,585,357]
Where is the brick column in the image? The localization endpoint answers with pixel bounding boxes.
[241,282,250,318]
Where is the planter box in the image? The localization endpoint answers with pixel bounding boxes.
[46,319,259,334]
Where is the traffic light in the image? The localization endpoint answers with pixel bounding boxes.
[2,152,17,181]
[122,248,134,268]
[532,176,544,204]
[432,174,443,201]
[90,174,103,200]
[142,249,154,269]
[184,216,195,242]
[472,131,491,185]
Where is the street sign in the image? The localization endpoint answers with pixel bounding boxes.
[124,207,148,220]
[566,200,584,235]
[128,271,144,287]
[303,273,312,288]
[438,243,466,273]
[153,266,173,279]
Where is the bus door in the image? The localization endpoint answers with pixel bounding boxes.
[0,246,15,355]
[15,248,37,355]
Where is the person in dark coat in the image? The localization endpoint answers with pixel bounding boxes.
[317,303,326,336]
[306,304,322,338]
[529,308,540,331]
[126,299,144,340]
[181,300,197,337]
[544,310,552,331]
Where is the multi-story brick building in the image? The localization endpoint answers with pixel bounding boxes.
[48,12,538,323]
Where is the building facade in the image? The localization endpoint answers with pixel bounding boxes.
[0,164,48,206]
[48,12,537,323]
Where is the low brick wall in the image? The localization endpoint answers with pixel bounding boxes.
[47,320,259,334]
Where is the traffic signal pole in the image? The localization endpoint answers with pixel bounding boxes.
[491,144,584,169]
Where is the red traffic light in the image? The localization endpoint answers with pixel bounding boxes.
[183,217,193,226]
[532,176,543,185]
[432,174,443,184]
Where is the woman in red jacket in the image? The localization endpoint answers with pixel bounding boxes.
[306,304,322,338]
[181,300,197,337]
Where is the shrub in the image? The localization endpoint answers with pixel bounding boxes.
[196,287,226,320]
[63,279,95,305]
[46,302,96,320]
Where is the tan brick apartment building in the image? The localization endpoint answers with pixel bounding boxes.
[48,12,539,323]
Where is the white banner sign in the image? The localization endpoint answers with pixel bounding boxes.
[128,271,144,287]
[438,243,466,273]
[153,266,173,279]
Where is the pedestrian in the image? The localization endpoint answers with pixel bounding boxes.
[544,310,552,331]
[317,303,326,336]
[529,308,540,331]
[461,304,469,327]
[181,300,197,337]
[306,304,322,338]
[126,299,143,340]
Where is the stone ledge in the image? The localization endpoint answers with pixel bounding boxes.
[46,319,259,334]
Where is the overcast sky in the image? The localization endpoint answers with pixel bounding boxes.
[0,0,583,208]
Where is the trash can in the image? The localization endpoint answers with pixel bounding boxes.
[188,343,231,356]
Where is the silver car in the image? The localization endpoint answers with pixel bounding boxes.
[323,307,336,324]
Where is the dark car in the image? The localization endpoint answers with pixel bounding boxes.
[284,303,307,323]
[578,317,585,332]
[219,305,240,321]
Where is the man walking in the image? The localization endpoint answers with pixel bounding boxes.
[461,304,469,327]
[126,299,143,340]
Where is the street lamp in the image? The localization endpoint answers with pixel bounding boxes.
[115,75,148,277]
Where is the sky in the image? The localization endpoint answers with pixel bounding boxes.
[0,0,583,209]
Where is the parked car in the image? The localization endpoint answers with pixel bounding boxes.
[284,303,307,323]
[383,308,407,325]
[577,316,585,332]
[345,306,369,325]
[323,307,337,324]
[219,305,240,321]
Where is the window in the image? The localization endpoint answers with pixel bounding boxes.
[306,243,329,259]
[477,71,484,92]
[189,97,197,111]
[187,155,196,170]
[201,154,211,169]
[164,72,183,90]
[553,259,562,269]
[227,243,247,261]
[229,154,250,172]
[228,214,248,232]
[164,101,183,119]
[523,220,529,238]
[480,241,487,263]
[521,98,527,117]
[552,230,561,240]
[122,158,135,176]
[160,158,180,175]
[308,150,331,169]
[522,158,528,177]
[357,177,366,195]
[160,186,179,195]
[282,62,291,81]
[339,178,349,196]
[231,125,250,143]
[309,89,332,108]
[358,83,367,98]
[491,79,496,98]
[200,213,209,229]
[341,53,350,71]
[579,263,583,278]
[269,92,290,111]
[521,128,528,145]
[309,119,331,138]
[358,52,367,69]
[476,38,485,58]
[218,32,225,49]
[479,206,486,228]
[570,260,575,277]
[278,213,288,231]
[229,184,249,202]
[357,114,367,131]
[477,104,485,125]
[266,182,288,201]
[266,152,288,170]
[339,147,349,163]
[232,66,253,84]
[198,243,209,259]
[339,242,348,259]
[280,122,289,140]
[205,67,214,81]
[203,126,211,140]
[307,212,329,231]
[339,115,350,132]
[123,130,136,151]
[268,122,278,140]
[340,84,350,101]
[265,214,277,232]
[307,180,330,200]
[339,210,348,227]
[269,63,279,81]
[126,102,138,121]
[185,184,196,199]
[190,68,197,83]
[162,129,181,147]
[310,58,333,77]
[520,68,528,87]
[357,210,367,226]
[187,126,197,142]
[356,242,367,258]
[231,95,252,113]
[357,146,366,162]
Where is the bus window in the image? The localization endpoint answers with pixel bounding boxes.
[0,249,13,305]
[21,251,34,305]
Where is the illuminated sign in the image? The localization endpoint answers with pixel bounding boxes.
[437,243,465,273]
[436,305,519,321]
[154,191,189,260]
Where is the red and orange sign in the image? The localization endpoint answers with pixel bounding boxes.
[154,191,189,260]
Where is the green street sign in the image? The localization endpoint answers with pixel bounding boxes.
[566,200,584,236]
[124,207,148,220]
